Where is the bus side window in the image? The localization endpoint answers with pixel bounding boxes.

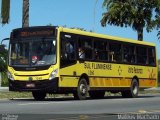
[60,33,76,67]
[137,46,147,65]
[65,41,74,59]
[78,36,93,60]
[148,48,156,66]
[94,40,108,61]
[109,42,122,62]
[123,45,136,63]
[61,40,75,60]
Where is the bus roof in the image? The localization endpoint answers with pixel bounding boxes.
[59,27,155,47]
[11,26,156,47]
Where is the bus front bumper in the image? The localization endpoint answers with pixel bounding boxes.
[9,78,58,92]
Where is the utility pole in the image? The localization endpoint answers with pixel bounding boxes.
[22,0,29,27]
[93,0,98,32]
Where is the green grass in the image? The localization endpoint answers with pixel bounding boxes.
[1,72,8,87]
[139,90,160,94]
[0,90,159,100]
[0,92,32,99]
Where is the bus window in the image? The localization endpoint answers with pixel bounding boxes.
[60,33,76,67]
[137,46,147,65]
[94,40,108,61]
[109,42,122,62]
[78,36,93,60]
[31,39,56,66]
[148,48,156,66]
[123,45,136,63]
[9,42,29,65]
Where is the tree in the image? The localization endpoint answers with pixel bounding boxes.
[155,2,160,40]
[157,17,160,40]
[0,45,8,72]
[101,0,160,41]
[158,59,160,83]
[1,0,29,27]
[22,0,29,27]
[1,0,10,25]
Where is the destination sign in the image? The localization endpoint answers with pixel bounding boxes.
[20,30,54,37]
[11,27,56,39]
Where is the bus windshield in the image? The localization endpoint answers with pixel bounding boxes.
[9,38,56,66]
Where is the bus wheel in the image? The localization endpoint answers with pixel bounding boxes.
[89,91,105,99]
[73,78,88,100]
[32,91,46,101]
[121,79,139,98]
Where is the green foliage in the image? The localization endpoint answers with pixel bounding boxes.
[101,0,160,41]
[63,25,90,32]
[1,72,8,86]
[1,0,10,24]
[0,45,8,86]
[156,1,160,40]
[0,44,8,72]
[158,59,160,83]
[158,30,160,40]
[70,27,87,31]
[158,71,160,83]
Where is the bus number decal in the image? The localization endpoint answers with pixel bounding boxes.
[88,70,94,75]
[35,76,42,80]
[128,67,143,74]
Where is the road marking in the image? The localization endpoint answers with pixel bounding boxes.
[47,114,117,120]
[118,109,160,115]
[18,101,72,106]
[138,109,152,114]
[18,102,52,105]
[110,98,145,101]
[149,109,160,113]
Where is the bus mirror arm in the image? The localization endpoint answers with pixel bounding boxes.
[1,38,10,45]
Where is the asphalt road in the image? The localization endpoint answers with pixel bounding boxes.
[0,94,160,120]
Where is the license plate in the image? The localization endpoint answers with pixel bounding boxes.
[26,83,35,88]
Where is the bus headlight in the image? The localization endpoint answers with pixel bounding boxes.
[49,69,58,80]
[8,71,14,81]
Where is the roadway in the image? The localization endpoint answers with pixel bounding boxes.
[0,94,160,120]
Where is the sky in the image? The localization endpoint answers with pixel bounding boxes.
[0,0,159,59]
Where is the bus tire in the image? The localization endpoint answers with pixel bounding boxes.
[121,79,139,98]
[32,91,46,101]
[89,91,105,99]
[73,78,88,100]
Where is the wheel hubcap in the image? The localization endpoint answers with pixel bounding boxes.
[133,84,138,95]
[80,84,87,95]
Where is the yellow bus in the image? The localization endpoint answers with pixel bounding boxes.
[8,26,158,100]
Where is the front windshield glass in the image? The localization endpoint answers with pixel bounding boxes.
[9,38,56,66]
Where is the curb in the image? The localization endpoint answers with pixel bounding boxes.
[0,87,9,92]
[144,87,160,91]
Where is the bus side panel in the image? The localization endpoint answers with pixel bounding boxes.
[59,76,79,87]
[59,64,80,88]
[89,77,131,88]
[139,79,157,88]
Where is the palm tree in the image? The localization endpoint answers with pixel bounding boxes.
[1,0,10,25]
[1,0,29,27]
[22,0,29,27]
[157,17,160,40]
[101,0,160,41]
